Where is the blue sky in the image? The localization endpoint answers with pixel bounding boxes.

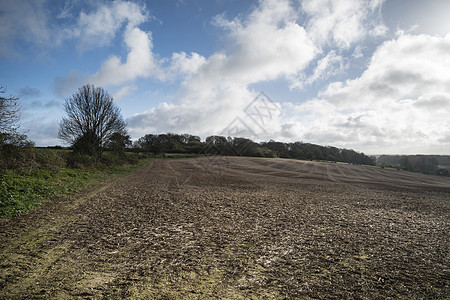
[1,0,449,154]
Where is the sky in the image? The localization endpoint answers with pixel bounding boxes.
[0,0,449,155]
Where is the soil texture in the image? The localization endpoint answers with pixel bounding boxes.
[1,157,449,299]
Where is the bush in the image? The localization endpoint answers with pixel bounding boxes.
[34,149,68,171]
[65,150,140,169]
[100,151,139,167]
[0,132,36,170]
[66,152,97,168]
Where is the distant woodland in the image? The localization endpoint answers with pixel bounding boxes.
[134,133,376,166]
[377,155,450,176]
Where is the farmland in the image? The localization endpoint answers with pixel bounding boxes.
[1,157,449,298]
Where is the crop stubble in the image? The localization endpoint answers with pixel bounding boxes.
[1,157,449,298]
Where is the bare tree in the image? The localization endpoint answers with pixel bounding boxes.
[58,84,126,156]
[0,86,35,169]
[0,86,20,134]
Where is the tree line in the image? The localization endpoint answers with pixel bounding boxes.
[1,83,375,169]
[134,133,376,165]
[378,155,450,176]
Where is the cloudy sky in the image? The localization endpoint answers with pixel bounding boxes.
[1,0,449,154]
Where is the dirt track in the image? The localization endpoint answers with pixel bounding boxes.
[1,157,449,299]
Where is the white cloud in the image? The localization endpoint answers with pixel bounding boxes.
[301,0,386,49]
[23,118,61,146]
[53,1,157,93]
[127,0,318,138]
[126,0,390,146]
[88,27,158,86]
[279,33,450,154]
[167,52,207,78]
[0,0,149,56]
[1,0,157,97]
[216,0,317,84]
[352,45,364,58]
[125,0,396,149]
[74,0,148,51]
[321,33,450,108]
[290,50,346,89]
[127,87,255,139]
[21,0,447,154]
[57,0,75,19]
[113,85,137,101]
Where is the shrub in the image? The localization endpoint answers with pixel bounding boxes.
[66,152,96,168]
[0,132,36,170]
[34,149,68,171]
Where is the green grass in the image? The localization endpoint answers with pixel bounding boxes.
[0,147,201,219]
[0,157,152,219]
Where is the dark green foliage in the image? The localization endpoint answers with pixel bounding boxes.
[204,135,236,156]
[0,132,35,169]
[401,155,439,174]
[34,148,68,171]
[136,133,202,155]
[378,155,449,176]
[259,141,375,165]
[229,137,260,157]
[135,133,376,166]
[71,130,102,157]
[136,134,162,154]
[107,132,132,156]
[66,151,97,168]
[99,151,139,167]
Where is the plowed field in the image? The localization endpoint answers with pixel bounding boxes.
[1,157,449,298]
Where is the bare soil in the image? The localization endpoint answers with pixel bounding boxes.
[1,157,449,299]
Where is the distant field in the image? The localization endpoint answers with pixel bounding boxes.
[1,157,449,298]
[220,157,450,190]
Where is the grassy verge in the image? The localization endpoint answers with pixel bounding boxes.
[0,157,152,218]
